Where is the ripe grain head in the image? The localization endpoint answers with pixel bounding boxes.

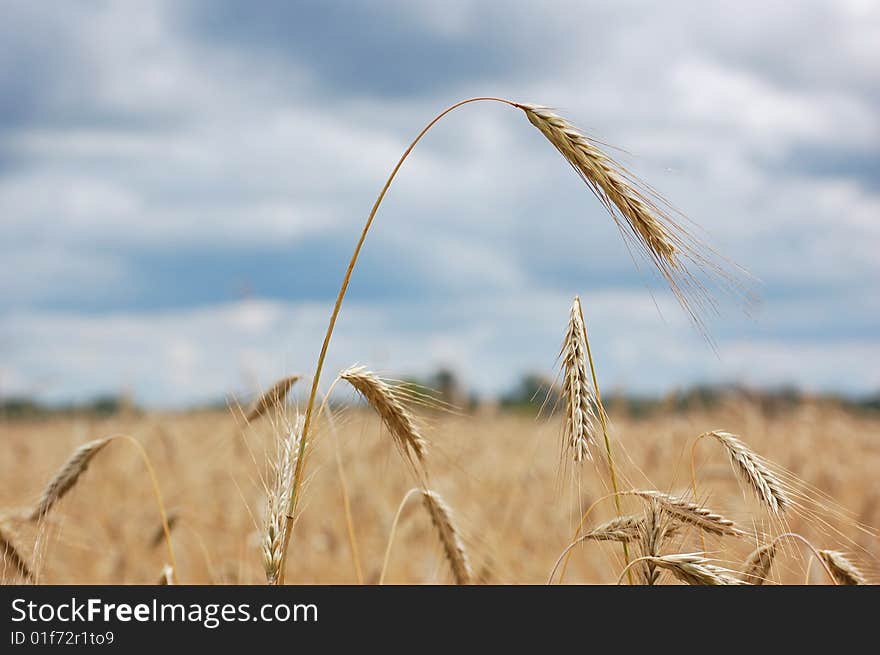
[818,550,866,585]
[340,366,427,468]
[559,297,599,463]
[629,490,743,537]
[421,489,472,585]
[263,417,304,584]
[31,437,113,522]
[519,103,749,329]
[246,375,300,422]
[740,542,777,585]
[706,430,789,515]
[649,553,747,585]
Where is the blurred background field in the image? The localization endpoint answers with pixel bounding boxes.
[2,389,878,584]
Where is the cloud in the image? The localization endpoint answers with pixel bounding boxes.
[1,0,878,404]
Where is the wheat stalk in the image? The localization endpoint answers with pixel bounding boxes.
[740,543,777,584]
[649,553,747,585]
[421,490,472,585]
[263,418,304,585]
[560,297,598,463]
[246,375,300,422]
[818,550,866,585]
[281,96,744,577]
[706,431,789,515]
[31,437,113,521]
[341,366,427,467]
[629,490,742,537]
[0,522,33,582]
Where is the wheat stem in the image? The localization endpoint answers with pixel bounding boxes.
[379,488,421,584]
[277,97,520,576]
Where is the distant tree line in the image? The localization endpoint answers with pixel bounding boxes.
[2,370,878,419]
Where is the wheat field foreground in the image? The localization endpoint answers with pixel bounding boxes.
[2,400,877,585]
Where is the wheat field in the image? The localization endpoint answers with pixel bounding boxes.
[3,98,877,586]
[2,397,877,585]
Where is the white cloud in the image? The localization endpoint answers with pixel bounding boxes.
[1,0,878,404]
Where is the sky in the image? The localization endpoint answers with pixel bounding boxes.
[1,0,878,407]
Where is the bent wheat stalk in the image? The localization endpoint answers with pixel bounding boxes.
[31,437,112,521]
[30,435,177,582]
[278,96,738,575]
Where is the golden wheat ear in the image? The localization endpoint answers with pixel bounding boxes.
[585,515,644,543]
[421,490,472,585]
[705,431,790,515]
[818,550,866,585]
[340,366,428,468]
[31,437,112,521]
[518,103,752,329]
[559,297,599,464]
[628,490,743,537]
[246,375,300,422]
[741,543,777,585]
[648,553,747,585]
[263,417,304,585]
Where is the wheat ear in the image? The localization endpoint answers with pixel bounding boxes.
[740,543,777,585]
[706,430,789,515]
[341,366,427,467]
[283,96,744,578]
[638,500,669,585]
[263,418,304,585]
[818,550,866,585]
[649,553,747,585]
[519,104,739,325]
[560,297,598,462]
[246,375,300,422]
[31,437,113,521]
[628,490,742,537]
[585,515,645,543]
[421,490,472,585]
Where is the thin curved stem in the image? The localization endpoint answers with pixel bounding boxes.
[277,96,521,577]
[768,532,837,585]
[117,435,178,584]
[616,556,655,585]
[554,490,626,584]
[379,488,421,585]
[578,299,631,583]
[329,404,363,584]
